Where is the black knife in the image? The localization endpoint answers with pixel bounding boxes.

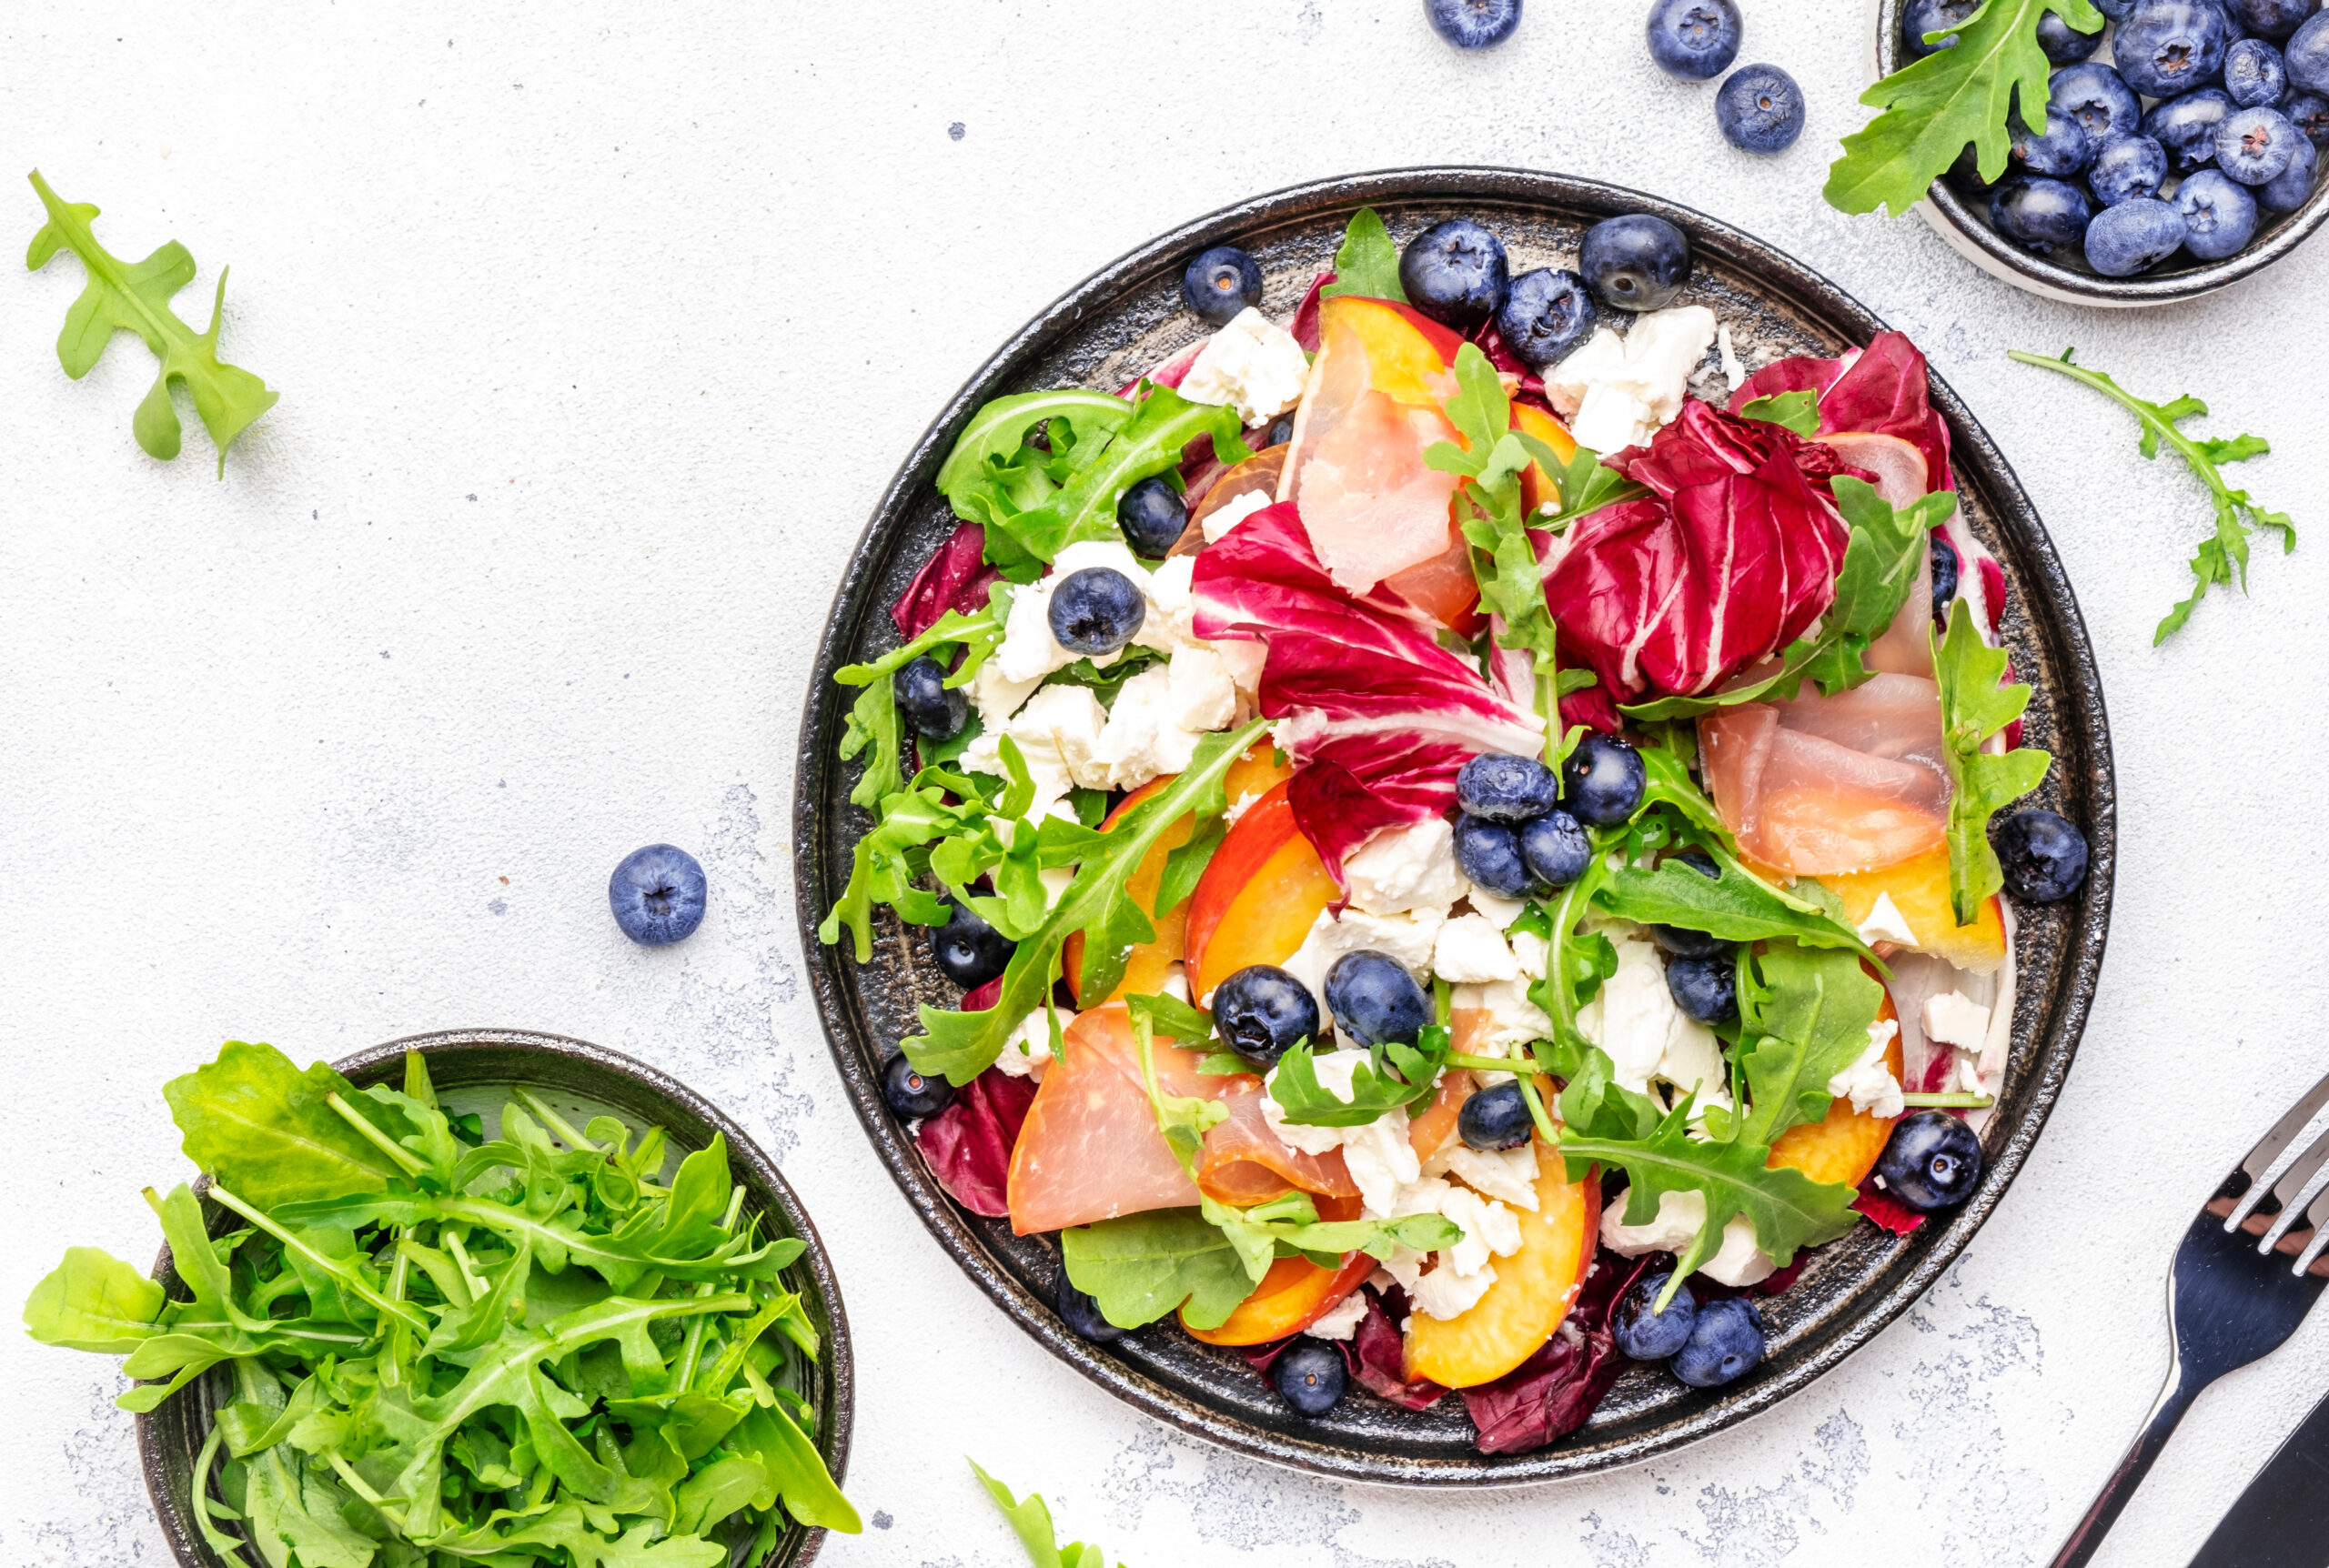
[2187,1384,2329,1567]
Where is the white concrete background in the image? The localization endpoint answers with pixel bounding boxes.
[3,3,2324,1564]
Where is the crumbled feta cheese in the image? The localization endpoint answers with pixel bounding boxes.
[1947,1051,1987,1096]
[1178,307,1311,426]
[970,651,1043,729]
[960,683,1105,823]
[1442,1143,1541,1211]
[1086,666,1197,790]
[1449,977,1554,1051]
[1466,890,1527,930]
[1344,818,1467,918]
[1341,1111,1423,1216]
[1508,929,1550,981]
[1439,1185,1525,1275]
[993,540,1216,690]
[1699,1215,1776,1288]
[1578,935,1725,1104]
[1201,486,1275,543]
[1826,1019,1905,1119]
[1718,323,1748,391]
[1260,1050,1367,1157]
[1599,1190,1773,1287]
[992,1006,1074,1080]
[1543,306,1719,455]
[1433,912,1518,983]
[1138,553,1205,656]
[1922,990,1991,1050]
[1857,890,1919,950]
[1280,908,1445,1003]
[1303,1288,1371,1342]
[1215,639,1265,696]
[1166,645,1236,732]
[1401,1255,1497,1320]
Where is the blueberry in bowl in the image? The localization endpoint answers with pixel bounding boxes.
[1183,245,1263,325]
[1901,0,1981,58]
[1324,950,1431,1048]
[2178,167,2261,256]
[2088,133,2169,206]
[1877,1111,1984,1211]
[1613,1272,1699,1361]
[2145,87,2235,172]
[2113,0,2232,99]
[1494,267,1596,369]
[1455,750,1561,821]
[1454,812,1532,897]
[1213,963,1322,1069]
[1398,217,1510,329]
[1559,732,1647,825]
[1578,214,1692,311]
[1049,566,1146,654]
[2010,104,2094,178]
[1992,176,2095,254]
[1458,1082,1533,1151]
[1116,475,1187,558]
[2223,36,2288,105]
[2083,195,2189,273]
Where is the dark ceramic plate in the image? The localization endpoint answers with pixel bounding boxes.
[136,1028,852,1566]
[794,168,2114,1484]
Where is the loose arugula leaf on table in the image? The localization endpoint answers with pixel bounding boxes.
[1824,0,2108,217]
[1317,206,1408,303]
[1729,941,1888,1146]
[971,1460,1126,1568]
[1739,388,1821,437]
[25,171,280,474]
[1932,598,2052,924]
[905,719,1270,1084]
[2008,347,2293,642]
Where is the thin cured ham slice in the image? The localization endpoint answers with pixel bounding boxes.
[1699,673,1951,876]
[1006,1004,1355,1235]
[1293,387,1462,594]
[1819,431,1937,679]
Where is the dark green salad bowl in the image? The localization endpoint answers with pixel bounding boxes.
[794,167,2116,1484]
[134,1028,853,1568]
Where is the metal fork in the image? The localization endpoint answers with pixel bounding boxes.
[2050,1069,2329,1567]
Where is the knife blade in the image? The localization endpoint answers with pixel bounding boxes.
[2186,1383,2329,1568]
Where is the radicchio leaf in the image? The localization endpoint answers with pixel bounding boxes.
[892,522,1003,639]
[1289,272,1333,355]
[1460,1250,1649,1454]
[1729,330,1955,499]
[1349,1285,1448,1411]
[915,1068,1037,1218]
[1852,1183,1927,1237]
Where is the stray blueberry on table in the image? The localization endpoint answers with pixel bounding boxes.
[2224,37,2289,105]
[2216,105,2301,183]
[1459,1082,1535,1151]
[1665,950,1739,1025]
[1989,176,2094,254]
[2011,104,2094,178]
[1116,475,1187,558]
[1992,809,2090,901]
[1877,1111,1984,1211]
[608,844,707,946]
[882,1052,953,1120]
[2144,87,2235,171]
[1274,1341,1349,1415]
[1930,529,1961,618]
[1049,567,1146,655]
[1715,64,1807,155]
[1495,267,1597,370]
[2259,131,2319,212]
[1455,813,1532,897]
[2083,196,2189,274]
[2231,0,2314,41]
[1613,1272,1698,1361]
[1559,732,1648,825]
[892,654,968,740]
[2113,0,2232,99]
[1324,950,1432,1049]
[1058,1271,1126,1342]
[1213,964,1322,1070]
[1646,0,1743,80]
[1424,0,1523,51]
[1457,751,1562,822]
[1520,809,1594,888]
[1398,218,1511,330]
[1579,214,1693,312]
[1671,1297,1766,1387]
[1901,0,1979,57]
[932,900,1014,988]
[2176,167,2261,256]
[1182,245,1263,326]
[2049,62,2142,144]
[2036,8,2104,63]
[2087,133,2169,206]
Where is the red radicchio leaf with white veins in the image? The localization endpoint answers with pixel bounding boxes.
[892,520,1002,639]
[915,1066,1036,1219]
[1192,501,1543,882]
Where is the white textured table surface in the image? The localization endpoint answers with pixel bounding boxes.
[5,4,2327,1565]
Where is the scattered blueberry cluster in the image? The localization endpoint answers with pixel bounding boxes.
[1644,0,1809,155]
[1452,739,1639,899]
[1927,0,2329,275]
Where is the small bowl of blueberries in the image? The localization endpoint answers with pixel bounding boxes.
[1873,0,2329,304]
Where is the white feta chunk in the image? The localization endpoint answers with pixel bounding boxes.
[1699,1215,1777,1288]
[1344,818,1467,918]
[992,1006,1074,1080]
[1579,935,1725,1103]
[1507,929,1550,981]
[970,651,1043,729]
[1215,638,1266,697]
[1280,908,1445,1005]
[1087,666,1196,790]
[1201,487,1275,543]
[1827,1019,1905,1120]
[1177,307,1311,426]
[1449,977,1554,1051]
[1260,1050,1367,1158]
[960,683,1105,823]
[1443,1143,1542,1211]
[1405,1257,1497,1321]
[1600,1186,1708,1257]
[1922,990,1992,1050]
[1440,1185,1525,1277]
[1136,553,1205,656]
[1166,645,1236,733]
[1857,890,1919,950]
[1433,912,1518,984]
[1302,1288,1371,1342]
[1543,306,1719,455]
[1466,890,1528,930]
[1341,1111,1422,1217]
[1718,323,1748,391]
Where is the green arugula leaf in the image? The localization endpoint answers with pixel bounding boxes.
[1265,1030,1450,1126]
[935,389,1134,499]
[1154,814,1226,920]
[1594,852,1878,962]
[26,171,280,474]
[1122,991,1216,1049]
[163,1040,401,1208]
[1931,598,2052,924]
[1824,0,2108,217]
[21,1247,166,1353]
[1739,388,1820,436]
[1730,941,1888,1146]
[1317,206,1407,304]
[991,387,1253,567]
[1062,1209,1257,1331]
[1521,855,1620,1056]
[970,1460,1124,1568]
[2008,347,2293,642]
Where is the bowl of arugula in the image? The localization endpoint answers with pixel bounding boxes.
[22,1029,857,1568]
[1840,0,2329,306]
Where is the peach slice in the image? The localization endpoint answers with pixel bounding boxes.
[1513,401,1579,518]
[1185,779,1337,1002]
[1181,446,1289,550]
[1767,992,1902,1189]
[1183,1192,1372,1344]
[1817,842,2006,975]
[1402,1143,1600,1389]
[1316,296,1465,408]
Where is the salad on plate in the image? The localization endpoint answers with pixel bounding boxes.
[817,204,2082,1453]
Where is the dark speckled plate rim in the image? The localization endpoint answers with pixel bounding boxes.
[135,1027,853,1566]
[793,166,2115,1485]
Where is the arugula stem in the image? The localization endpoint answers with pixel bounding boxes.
[325,1093,430,1178]
[674,1281,720,1392]
[442,1231,488,1301]
[1515,1072,1563,1144]
[2007,349,2209,472]
[206,1182,432,1334]
[510,1088,600,1151]
[1445,1052,1548,1075]
[1898,1091,1995,1109]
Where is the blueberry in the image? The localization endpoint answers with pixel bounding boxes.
[1398,218,1510,330]
[1876,1111,1984,1211]
[1324,951,1431,1049]
[2146,87,2237,170]
[2083,196,2191,273]
[1560,733,1648,825]
[2231,0,2314,40]
[2011,104,2095,176]
[1988,176,2094,253]
[2217,104,2303,180]
[1716,64,1807,155]
[2051,63,2142,144]
[2115,0,2233,96]
[1670,1296,1766,1387]
[1265,413,1296,447]
[1459,1082,1534,1151]
[1646,0,1743,79]
[1048,567,1146,655]
[932,900,1013,987]
[608,844,708,946]
[2260,127,2320,209]
[1213,964,1322,1069]
[2178,166,2262,254]
[2088,133,2170,206]
[1495,268,1598,370]
[1902,0,1980,56]
[2286,93,2329,149]
[1930,529,1961,618]
[1058,1271,1125,1342]
[1992,809,2090,901]
[1274,1341,1348,1415]
[882,1052,953,1119]
[1457,751,1562,821]
[1455,814,1531,897]
[2225,36,2290,103]
[1579,215,1693,312]
[2093,0,2141,19]
[2286,8,2329,90]
[2037,8,2105,62]
[1520,810,1594,888]
[1942,142,2001,198]
[892,654,969,740]
[1183,245,1263,326]
[1117,476,1187,558]
[1612,1272,1698,1361]
[1665,950,1739,1025]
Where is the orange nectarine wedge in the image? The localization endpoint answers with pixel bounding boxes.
[1402,1144,1600,1389]
[1767,993,1903,1189]
[1818,842,2006,974]
[1185,779,1336,1002]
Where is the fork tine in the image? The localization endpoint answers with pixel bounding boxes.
[2227,1097,2329,1231]
[2259,1151,2329,1254]
[2296,1223,2329,1277]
